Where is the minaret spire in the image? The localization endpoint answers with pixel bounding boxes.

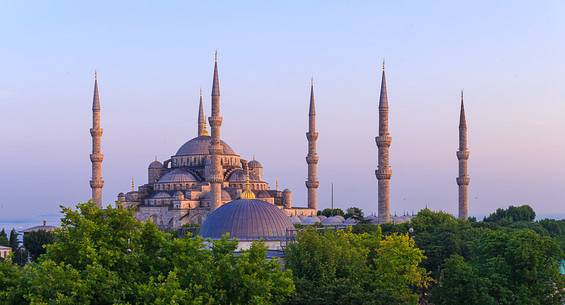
[376,61,392,223]
[90,71,104,207]
[457,90,470,219]
[208,52,224,209]
[198,88,209,136]
[306,78,319,212]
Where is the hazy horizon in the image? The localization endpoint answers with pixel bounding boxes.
[0,1,564,219]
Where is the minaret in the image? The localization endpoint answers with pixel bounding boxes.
[90,71,104,207]
[198,88,209,136]
[376,62,392,223]
[305,79,319,211]
[456,91,470,219]
[208,52,224,209]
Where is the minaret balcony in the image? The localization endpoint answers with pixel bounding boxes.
[306,155,319,164]
[90,153,104,162]
[456,176,470,185]
[306,132,318,141]
[90,128,103,136]
[375,168,392,179]
[456,150,470,159]
[90,179,105,188]
[208,116,223,127]
[375,135,392,147]
[305,180,319,188]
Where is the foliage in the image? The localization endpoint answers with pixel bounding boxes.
[317,208,344,217]
[285,227,430,305]
[0,201,294,305]
[23,230,54,261]
[0,229,8,247]
[8,229,18,252]
[344,207,364,220]
[431,229,564,305]
[483,204,535,223]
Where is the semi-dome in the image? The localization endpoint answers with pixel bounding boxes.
[256,190,271,198]
[157,169,198,183]
[152,192,171,199]
[227,169,261,182]
[301,216,321,225]
[175,135,236,156]
[322,216,344,226]
[200,199,294,241]
[149,160,163,169]
[290,215,302,225]
[202,190,232,202]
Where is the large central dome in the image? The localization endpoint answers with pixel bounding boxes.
[175,135,237,156]
[200,199,294,241]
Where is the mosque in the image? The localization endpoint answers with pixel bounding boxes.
[89,54,318,230]
[88,55,470,243]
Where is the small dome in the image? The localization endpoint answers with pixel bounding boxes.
[176,136,236,156]
[256,190,271,198]
[301,216,321,225]
[149,160,163,169]
[365,215,379,224]
[317,215,327,220]
[334,215,345,222]
[283,189,291,193]
[322,216,344,226]
[343,218,359,225]
[248,159,262,168]
[290,215,302,224]
[202,190,232,202]
[200,199,294,241]
[227,169,261,182]
[158,169,197,183]
[152,192,171,199]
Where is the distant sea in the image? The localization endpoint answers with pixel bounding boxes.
[0,213,62,233]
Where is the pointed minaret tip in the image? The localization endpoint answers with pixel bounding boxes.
[382,59,385,71]
[198,89,209,136]
[214,50,218,62]
[92,71,101,111]
[309,78,316,115]
[459,89,467,128]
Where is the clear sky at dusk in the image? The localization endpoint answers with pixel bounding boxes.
[0,1,564,220]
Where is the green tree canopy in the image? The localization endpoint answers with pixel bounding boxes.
[344,207,364,220]
[0,229,8,247]
[8,229,18,252]
[318,208,345,217]
[23,230,54,261]
[0,202,294,305]
[484,204,536,223]
[285,227,430,305]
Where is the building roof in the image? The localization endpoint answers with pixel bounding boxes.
[200,199,294,241]
[22,222,58,233]
[321,216,344,226]
[157,169,198,183]
[0,246,12,250]
[175,135,237,156]
[202,190,232,202]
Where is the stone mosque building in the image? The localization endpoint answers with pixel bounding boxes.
[90,55,317,229]
[89,55,470,232]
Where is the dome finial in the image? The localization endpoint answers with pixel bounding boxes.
[240,167,256,199]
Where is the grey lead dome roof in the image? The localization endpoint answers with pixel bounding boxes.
[200,199,294,241]
[175,135,237,156]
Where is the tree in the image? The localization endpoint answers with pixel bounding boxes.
[318,208,344,217]
[344,207,364,220]
[431,229,564,305]
[484,205,535,223]
[285,227,430,305]
[8,229,18,252]
[0,229,8,247]
[23,230,54,260]
[0,201,295,304]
